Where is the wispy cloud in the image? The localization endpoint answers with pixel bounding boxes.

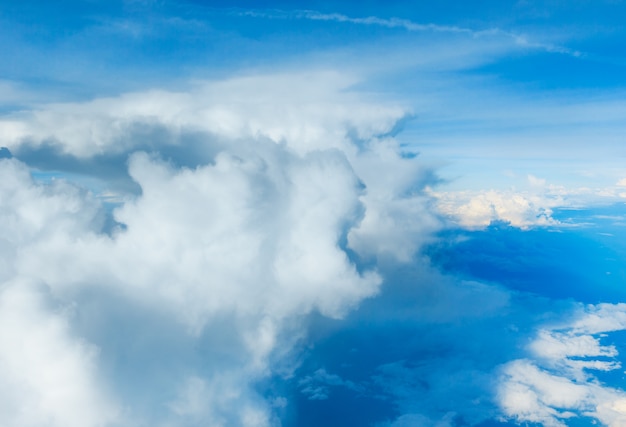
[291,10,471,34]
[237,8,583,57]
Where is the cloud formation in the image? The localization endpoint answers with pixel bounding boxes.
[498,303,626,427]
[239,9,582,57]
[0,72,441,426]
[2,72,403,158]
[429,174,626,229]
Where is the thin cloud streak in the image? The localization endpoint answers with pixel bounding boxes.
[237,8,583,58]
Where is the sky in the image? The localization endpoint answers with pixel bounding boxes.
[1,1,626,426]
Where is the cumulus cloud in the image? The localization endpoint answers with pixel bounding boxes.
[429,174,626,229]
[0,72,441,426]
[429,187,562,229]
[498,303,626,427]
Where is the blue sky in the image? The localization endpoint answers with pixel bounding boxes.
[1,1,626,426]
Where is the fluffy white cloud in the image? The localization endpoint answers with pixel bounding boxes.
[1,72,404,158]
[164,374,274,427]
[348,138,442,261]
[429,187,563,229]
[0,161,121,427]
[570,303,626,334]
[0,72,440,426]
[498,303,626,427]
[429,175,626,229]
[0,280,120,427]
[18,145,382,330]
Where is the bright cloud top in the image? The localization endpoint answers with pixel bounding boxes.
[1,72,404,158]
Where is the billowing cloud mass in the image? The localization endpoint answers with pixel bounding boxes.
[1,72,404,158]
[0,72,441,426]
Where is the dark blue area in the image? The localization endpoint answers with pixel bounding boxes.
[424,217,626,304]
[286,384,393,427]
[275,260,536,426]
[276,315,400,427]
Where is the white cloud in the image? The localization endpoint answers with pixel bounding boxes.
[429,176,626,229]
[498,303,626,427]
[0,72,440,426]
[570,303,626,334]
[348,138,442,260]
[1,72,405,158]
[165,374,272,427]
[241,9,581,58]
[529,330,618,364]
[0,280,120,427]
[288,10,471,34]
[23,147,382,330]
[0,159,103,283]
[429,188,562,229]
[498,359,590,427]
